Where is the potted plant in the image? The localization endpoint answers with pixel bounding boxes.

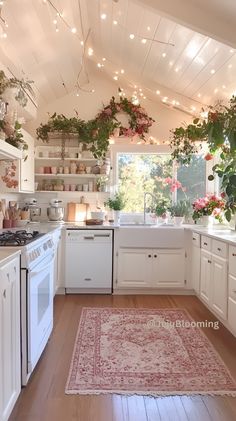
[155,198,170,224]
[192,194,226,226]
[104,192,126,224]
[169,200,191,225]
[96,175,109,192]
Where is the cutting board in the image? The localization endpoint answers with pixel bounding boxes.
[67,202,89,222]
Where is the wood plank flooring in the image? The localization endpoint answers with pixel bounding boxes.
[10,295,236,421]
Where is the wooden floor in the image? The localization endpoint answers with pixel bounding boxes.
[10,294,236,421]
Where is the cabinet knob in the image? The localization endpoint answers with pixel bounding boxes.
[154,254,157,258]
[3,289,6,298]
[217,248,221,252]
[208,259,211,264]
[204,242,208,246]
[148,254,152,258]
[24,178,28,182]
[192,238,196,241]
[232,253,236,257]
[233,290,236,294]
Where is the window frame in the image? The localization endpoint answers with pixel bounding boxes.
[110,144,217,212]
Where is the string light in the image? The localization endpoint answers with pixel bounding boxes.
[101,13,107,20]
[113,20,118,25]
[129,34,135,39]
[88,47,93,56]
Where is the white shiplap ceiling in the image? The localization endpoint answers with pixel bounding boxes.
[1,0,236,114]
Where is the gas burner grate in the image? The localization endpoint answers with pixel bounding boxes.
[0,230,42,246]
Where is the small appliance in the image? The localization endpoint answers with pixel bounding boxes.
[47,198,64,221]
[24,198,41,222]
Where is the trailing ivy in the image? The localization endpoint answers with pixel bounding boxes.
[170,96,236,220]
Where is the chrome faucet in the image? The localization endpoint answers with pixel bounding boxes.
[143,192,156,224]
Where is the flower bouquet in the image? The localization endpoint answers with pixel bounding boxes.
[192,194,226,224]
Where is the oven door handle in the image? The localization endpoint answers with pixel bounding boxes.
[29,253,55,276]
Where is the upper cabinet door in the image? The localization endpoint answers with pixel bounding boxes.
[19,130,35,193]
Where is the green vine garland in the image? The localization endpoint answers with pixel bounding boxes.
[36,92,155,159]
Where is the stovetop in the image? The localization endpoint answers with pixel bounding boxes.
[0,230,45,246]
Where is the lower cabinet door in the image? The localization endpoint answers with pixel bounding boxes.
[211,255,227,320]
[228,296,236,336]
[0,257,21,421]
[117,248,152,288]
[192,245,200,293]
[200,250,212,305]
[152,249,185,287]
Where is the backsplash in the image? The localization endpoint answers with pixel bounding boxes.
[20,192,110,222]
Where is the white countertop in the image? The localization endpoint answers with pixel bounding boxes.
[0,249,21,265]
[185,225,236,245]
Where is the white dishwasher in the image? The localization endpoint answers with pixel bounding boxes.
[65,229,113,293]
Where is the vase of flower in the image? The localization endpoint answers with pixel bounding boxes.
[199,216,212,227]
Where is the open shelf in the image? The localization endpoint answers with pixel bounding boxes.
[35,190,109,194]
[35,157,96,161]
[35,173,100,178]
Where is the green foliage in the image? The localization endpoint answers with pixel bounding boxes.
[4,121,28,151]
[169,200,191,217]
[170,96,236,220]
[155,198,170,216]
[36,92,154,159]
[104,192,126,211]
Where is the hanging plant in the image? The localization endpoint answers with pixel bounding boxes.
[0,70,34,108]
[36,92,155,159]
[170,96,236,220]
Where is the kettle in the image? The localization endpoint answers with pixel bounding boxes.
[24,198,41,222]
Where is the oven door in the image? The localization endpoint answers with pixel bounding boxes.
[27,252,54,374]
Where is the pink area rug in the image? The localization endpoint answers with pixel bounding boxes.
[65,307,236,396]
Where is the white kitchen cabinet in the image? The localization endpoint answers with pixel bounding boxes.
[200,238,228,320]
[152,249,185,287]
[117,248,185,289]
[228,245,236,335]
[52,229,62,296]
[191,234,201,294]
[117,249,152,288]
[0,255,21,421]
[211,254,227,319]
[200,249,212,305]
[228,275,236,336]
[0,130,35,193]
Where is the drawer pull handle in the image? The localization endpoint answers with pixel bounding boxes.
[83,237,94,240]
[3,289,6,298]
[204,242,208,246]
[84,278,92,281]
[208,260,211,264]
[148,254,152,258]
[217,248,221,252]
[232,253,236,257]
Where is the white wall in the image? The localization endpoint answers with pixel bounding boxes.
[25,72,191,144]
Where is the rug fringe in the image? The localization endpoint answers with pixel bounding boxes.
[65,389,236,397]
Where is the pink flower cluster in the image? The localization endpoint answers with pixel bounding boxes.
[164,177,185,192]
[192,194,226,220]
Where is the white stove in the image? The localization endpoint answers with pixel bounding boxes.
[0,230,55,385]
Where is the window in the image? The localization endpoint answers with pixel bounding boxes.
[113,146,208,213]
[176,155,206,202]
[118,153,173,212]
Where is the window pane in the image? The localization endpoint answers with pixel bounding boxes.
[118,154,173,212]
[177,155,206,202]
